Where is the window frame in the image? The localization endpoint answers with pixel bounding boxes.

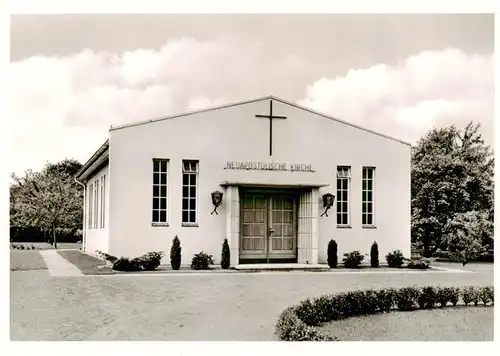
[88,183,93,229]
[152,158,169,226]
[362,167,376,228]
[336,166,351,228]
[181,160,199,227]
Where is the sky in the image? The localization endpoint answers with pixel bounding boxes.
[9,14,494,176]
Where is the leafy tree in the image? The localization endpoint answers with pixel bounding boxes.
[10,160,83,248]
[411,122,493,257]
[444,211,490,265]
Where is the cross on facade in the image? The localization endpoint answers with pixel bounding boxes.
[255,99,287,156]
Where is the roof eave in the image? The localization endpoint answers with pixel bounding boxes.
[74,139,110,181]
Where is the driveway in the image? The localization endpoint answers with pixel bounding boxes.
[10,251,494,341]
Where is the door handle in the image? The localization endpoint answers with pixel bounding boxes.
[268,228,275,233]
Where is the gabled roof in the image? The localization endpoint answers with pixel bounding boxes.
[110,95,411,146]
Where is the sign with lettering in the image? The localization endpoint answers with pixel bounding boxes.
[225,161,315,172]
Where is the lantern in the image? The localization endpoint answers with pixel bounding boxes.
[210,191,224,215]
[320,193,335,217]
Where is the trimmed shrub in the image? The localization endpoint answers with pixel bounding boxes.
[221,238,230,269]
[479,286,494,305]
[112,257,142,272]
[343,250,364,268]
[191,251,214,270]
[327,240,338,268]
[275,285,494,341]
[436,286,456,307]
[407,258,430,269]
[370,241,379,268]
[138,251,164,270]
[394,286,419,311]
[386,250,405,268]
[375,288,396,311]
[170,235,182,270]
[461,286,479,306]
[417,286,438,309]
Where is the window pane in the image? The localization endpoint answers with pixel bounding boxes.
[342,179,348,190]
[342,214,348,225]
[153,185,159,197]
[342,190,348,202]
[367,202,372,213]
[160,173,167,184]
[182,186,189,198]
[153,160,159,172]
[362,191,366,202]
[368,168,373,179]
[336,178,342,189]
[182,198,189,209]
[189,186,196,197]
[160,185,167,197]
[153,198,159,209]
[337,214,342,224]
[189,174,196,185]
[183,174,189,185]
[362,180,366,190]
[362,202,366,213]
[362,214,367,225]
[160,210,167,222]
[160,160,166,172]
[189,211,196,223]
[190,198,196,210]
[153,173,159,184]
[182,211,189,222]
[342,202,348,213]
[367,180,372,190]
[337,201,342,211]
[367,214,373,225]
[152,210,159,222]
[160,198,167,209]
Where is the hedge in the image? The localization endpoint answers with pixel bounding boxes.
[275,285,494,341]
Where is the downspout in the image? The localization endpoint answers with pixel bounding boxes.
[74,177,86,252]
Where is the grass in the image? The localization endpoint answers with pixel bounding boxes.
[57,250,114,275]
[10,250,48,271]
[316,306,493,341]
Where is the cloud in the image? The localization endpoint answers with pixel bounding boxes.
[9,41,493,176]
[298,48,494,145]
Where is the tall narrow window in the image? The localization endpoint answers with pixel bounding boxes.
[88,183,93,229]
[182,160,198,225]
[152,159,168,224]
[336,166,351,226]
[100,175,105,228]
[362,167,375,226]
[94,179,99,229]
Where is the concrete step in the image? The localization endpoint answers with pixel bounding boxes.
[232,263,330,272]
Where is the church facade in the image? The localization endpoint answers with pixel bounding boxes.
[75,96,411,266]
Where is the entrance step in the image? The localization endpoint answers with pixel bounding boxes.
[232,263,330,272]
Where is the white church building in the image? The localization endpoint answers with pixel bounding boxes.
[74,96,411,266]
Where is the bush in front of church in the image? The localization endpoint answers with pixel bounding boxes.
[138,251,164,270]
[370,241,379,267]
[386,250,405,268]
[342,250,364,268]
[221,238,230,269]
[112,257,143,272]
[191,251,214,270]
[170,235,182,270]
[327,240,338,268]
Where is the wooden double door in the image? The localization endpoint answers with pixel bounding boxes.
[239,189,298,263]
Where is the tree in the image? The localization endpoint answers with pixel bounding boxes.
[10,160,83,248]
[443,211,491,266]
[411,122,494,257]
[370,241,379,268]
[221,238,230,269]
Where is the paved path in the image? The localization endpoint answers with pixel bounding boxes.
[10,258,493,341]
[40,250,83,276]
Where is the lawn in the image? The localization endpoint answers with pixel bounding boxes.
[57,250,113,275]
[316,306,494,341]
[10,250,47,271]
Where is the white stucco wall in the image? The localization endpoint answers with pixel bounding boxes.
[107,98,411,264]
[84,164,110,255]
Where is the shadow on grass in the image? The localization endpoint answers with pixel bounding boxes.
[57,250,114,275]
